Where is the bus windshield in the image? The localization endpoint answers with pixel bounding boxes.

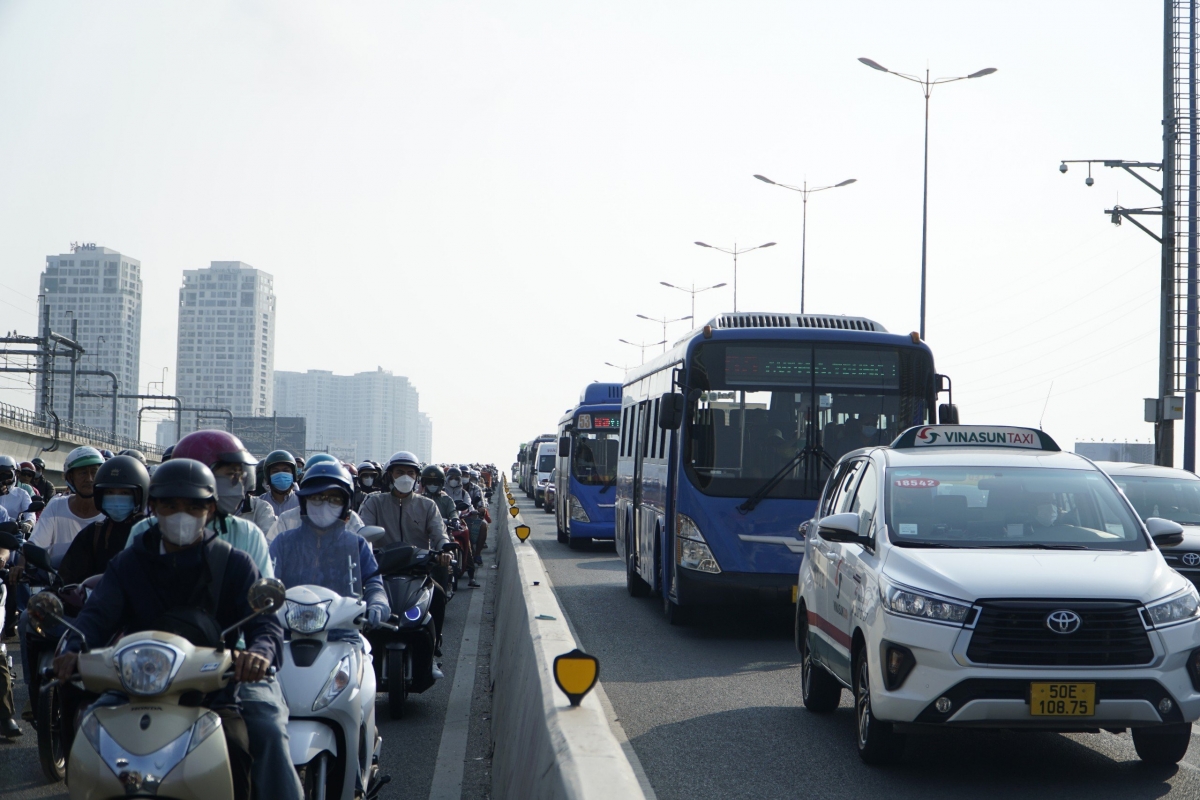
[684,342,934,500]
[573,431,619,485]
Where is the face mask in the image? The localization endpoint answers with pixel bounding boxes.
[447,479,461,488]
[361,476,375,488]
[102,495,137,522]
[393,475,416,494]
[160,512,207,546]
[1035,504,1058,527]
[425,482,443,494]
[216,482,246,516]
[306,499,344,528]
[269,472,295,492]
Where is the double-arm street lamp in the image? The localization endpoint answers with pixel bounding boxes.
[693,241,776,312]
[660,281,727,323]
[858,57,997,339]
[637,313,693,353]
[753,174,856,313]
[618,338,667,365]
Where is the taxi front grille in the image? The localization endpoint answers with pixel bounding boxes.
[966,600,1154,667]
[1162,551,1200,570]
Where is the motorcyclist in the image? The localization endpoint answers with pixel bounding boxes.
[125,430,274,578]
[15,462,39,500]
[359,451,450,668]
[260,449,300,517]
[352,461,382,512]
[19,455,150,727]
[445,467,485,564]
[0,456,33,524]
[28,457,56,501]
[0,506,19,738]
[28,446,105,565]
[52,458,299,800]
[266,454,366,541]
[269,462,389,626]
[422,465,477,588]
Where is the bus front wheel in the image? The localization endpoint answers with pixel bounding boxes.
[626,549,650,598]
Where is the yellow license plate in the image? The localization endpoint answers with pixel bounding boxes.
[1030,682,1095,716]
[791,585,799,604]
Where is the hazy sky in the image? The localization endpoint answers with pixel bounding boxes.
[0,1,1173,466]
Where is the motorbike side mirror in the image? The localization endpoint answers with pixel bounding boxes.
[22,543,54,574]
[247,578,287,615]
[1147,517,1185,547]
[359,525,387,544]
[455,500,470,511]
[27,499,45,513]
[27,590,89,650]
[0,530,22,551]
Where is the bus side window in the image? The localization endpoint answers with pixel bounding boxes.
[658,406,669,459]
[650,399,660,458]
[621,407,630,456]
[642,403,652,458]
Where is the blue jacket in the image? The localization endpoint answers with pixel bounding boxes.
[70,526,283,667]
[269,520,388,611]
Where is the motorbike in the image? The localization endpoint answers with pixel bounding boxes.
[368,543,444,719]
[26,577,286,800]
[276,579,388,800]
[0,529,96,783]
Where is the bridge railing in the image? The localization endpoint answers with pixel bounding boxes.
[0,400,164,455]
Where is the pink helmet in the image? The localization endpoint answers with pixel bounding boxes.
[172,430,256,470]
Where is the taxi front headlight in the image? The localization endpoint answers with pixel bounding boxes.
[116,643,178,696]
[885,585,973,625]
[285,599,332,634]
[1145,587,1200,628]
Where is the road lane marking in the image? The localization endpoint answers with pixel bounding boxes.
[428,567,487,800]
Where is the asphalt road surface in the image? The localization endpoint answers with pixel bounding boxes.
[518,495,1200,800]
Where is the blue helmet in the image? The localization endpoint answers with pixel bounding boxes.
[297,462,353,520]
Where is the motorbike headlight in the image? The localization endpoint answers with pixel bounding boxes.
[885,585,973,625]
[285,599,332,635]
[313,654,354,711]
[1146,587,1200,628]
[186,710,222,755]
[116,643,179,696]
[404,606,423,622]
[570,498,590,522]
[675,515,720,573]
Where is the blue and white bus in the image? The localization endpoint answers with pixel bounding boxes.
[554,383,623,548]
[615,312,955,623]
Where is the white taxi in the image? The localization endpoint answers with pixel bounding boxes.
[796,425,1200,764]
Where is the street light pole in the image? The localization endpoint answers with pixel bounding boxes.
[693,241,777,312]
[753,175,856,313]
[858,58,997,339]
[660,281,727,322]
[637,314,692,352]
[618,338,667,365]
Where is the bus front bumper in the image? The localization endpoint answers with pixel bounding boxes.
[568,520,615,541]
[675,568,796,606]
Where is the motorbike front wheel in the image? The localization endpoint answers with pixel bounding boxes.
[301,751,330,800]
[387,651,409,719]
[36,682,66,782]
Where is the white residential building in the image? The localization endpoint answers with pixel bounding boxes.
[36,244,142,439]
[417,412,433,464]
[273,367,428,463]
[176,262,276,433]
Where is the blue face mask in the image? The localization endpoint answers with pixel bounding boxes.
[270,472,295,492]
[102,495,137,522]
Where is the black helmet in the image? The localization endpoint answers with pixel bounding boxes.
[148,458,216,501]
[161,445,174,462]
[31,457,46,470]
[421,464,445,488]
[446,466,462,479]
[94,455,151,507]
[263,449,297,477]
[118,449,148,465]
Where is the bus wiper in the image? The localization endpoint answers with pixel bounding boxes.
[599,475,616,494]
[737,444,834,515]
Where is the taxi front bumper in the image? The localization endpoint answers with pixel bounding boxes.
[868,612,1200,730]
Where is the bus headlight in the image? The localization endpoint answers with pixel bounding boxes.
[569,498,590,522]
[676,514,720,574]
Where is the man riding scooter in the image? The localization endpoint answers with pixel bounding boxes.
[53,459,296,800]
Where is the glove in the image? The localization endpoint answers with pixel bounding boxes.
[367,603,388,629]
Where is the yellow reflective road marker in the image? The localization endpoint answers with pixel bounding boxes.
[553,648,599,706]
[509,506,519,518]
[515,524,531,541]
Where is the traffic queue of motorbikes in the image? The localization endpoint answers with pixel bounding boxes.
[0,440,499,800]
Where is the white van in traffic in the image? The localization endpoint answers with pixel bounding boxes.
[534,441,557,508]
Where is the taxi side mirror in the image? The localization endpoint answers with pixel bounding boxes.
[816,513,863,543]
[1147,517,1185,547]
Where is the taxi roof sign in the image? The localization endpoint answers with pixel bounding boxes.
[891,425,1061,452]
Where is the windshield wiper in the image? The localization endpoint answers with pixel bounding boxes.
[737,443,834,515]
[598,475,616,494]
[974,543,1090,550]
[890,540,962,548]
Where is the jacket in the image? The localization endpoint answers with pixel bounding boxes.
[269,521,388,610]
[238,495,277,538]
[358,491,449,551]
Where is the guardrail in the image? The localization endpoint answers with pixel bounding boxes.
[0,399,163,454]
[490,478,646,800]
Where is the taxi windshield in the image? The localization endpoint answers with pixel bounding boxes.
[1109,474,1200,526]
[884,467,1147,550]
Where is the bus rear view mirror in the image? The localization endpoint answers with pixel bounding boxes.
[938,403,960,425]
[559,436,570,453]
[659,392,685,429]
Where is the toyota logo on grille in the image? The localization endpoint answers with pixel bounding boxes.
[1183,553,1200,567]
[1046,610,1082,634]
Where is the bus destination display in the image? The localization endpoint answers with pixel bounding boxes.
[592,415,620,429]
[723,345,899,389]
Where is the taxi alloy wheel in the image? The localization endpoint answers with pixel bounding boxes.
[799,618,841,713]
[854,651,904,764]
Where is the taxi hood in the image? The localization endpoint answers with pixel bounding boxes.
[881,546,1187,605]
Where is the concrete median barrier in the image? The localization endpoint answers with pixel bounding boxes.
[491,484,646,800]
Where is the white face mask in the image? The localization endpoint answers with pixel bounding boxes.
[393,475,416,494]
[306,500,343,529]
[361,476,375,487]
[447,478,461,488]
[160,512,207,546]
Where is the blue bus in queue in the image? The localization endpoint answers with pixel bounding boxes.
[554,383,623,548]
[616,312,956,623]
